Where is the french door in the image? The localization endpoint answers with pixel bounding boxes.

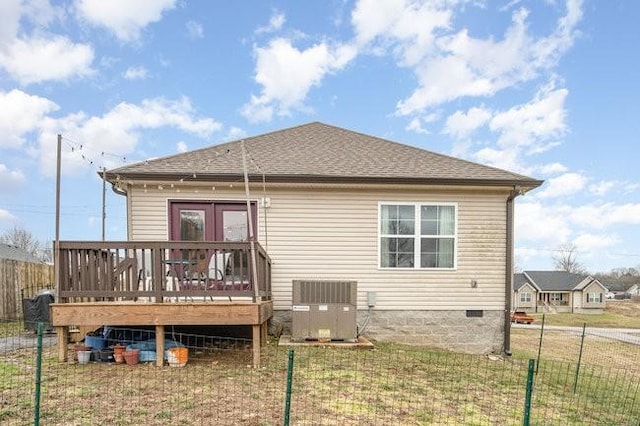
[169,201,257,243]
[169,201,257,283]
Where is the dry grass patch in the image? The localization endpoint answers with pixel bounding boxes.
[530,299,640,328]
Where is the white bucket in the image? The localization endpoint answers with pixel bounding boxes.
[77,350,92,365]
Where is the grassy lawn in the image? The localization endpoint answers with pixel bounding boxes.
[529,299,640,328]
[1,301,639,424]
[1,336,638,425]
[0,321,23,338]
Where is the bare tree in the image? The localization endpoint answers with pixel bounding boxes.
[553,243,585,274]
[0,226,49,261]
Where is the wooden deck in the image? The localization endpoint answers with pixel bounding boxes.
[52,300,273,367]
[52,241,273,367]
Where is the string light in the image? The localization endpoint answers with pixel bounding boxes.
[61,137,269,196]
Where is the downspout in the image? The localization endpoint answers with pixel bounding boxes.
[504,185,521,356]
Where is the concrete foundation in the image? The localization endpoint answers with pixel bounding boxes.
[270,309,505,354]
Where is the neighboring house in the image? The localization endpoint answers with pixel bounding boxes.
[601,279,639,298]
[514,271,608,314]
[0,243,43,263]
[52,122,542,358]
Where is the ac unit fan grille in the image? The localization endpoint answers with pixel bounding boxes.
[295,280,355,304]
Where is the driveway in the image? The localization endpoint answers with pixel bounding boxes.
[0,333,57,351]
[512,324,640,345]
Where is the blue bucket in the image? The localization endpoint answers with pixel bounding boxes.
[85,336,107,349]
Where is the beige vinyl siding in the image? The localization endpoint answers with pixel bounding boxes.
[126,184,510,311]
[514,283,537,310]
[581,281,606,308]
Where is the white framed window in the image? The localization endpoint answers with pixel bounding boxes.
[379,203,457,269]
[587,293,602,303]
[520,292,532,303]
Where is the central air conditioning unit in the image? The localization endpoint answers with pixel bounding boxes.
[291,280,357,342]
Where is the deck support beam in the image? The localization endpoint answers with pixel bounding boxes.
[56,326,68,362]
[155,325,165,367]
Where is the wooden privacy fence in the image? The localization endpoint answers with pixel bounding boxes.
[0,259,54,320]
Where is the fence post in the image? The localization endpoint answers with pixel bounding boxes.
[535,313,545,374]
[573,322,586,393]
[34,322,44,426]
[283,348,295,426]
[523,359,535,426]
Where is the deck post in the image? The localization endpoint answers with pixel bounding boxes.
[252,324,261,368]
[155,325,165,367]
[153,244,163,302]
[56,326,68,362]
[261,321,267,346]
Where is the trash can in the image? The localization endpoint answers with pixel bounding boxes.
[22,289,54,332]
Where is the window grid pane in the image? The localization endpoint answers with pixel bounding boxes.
[381,203,456,269]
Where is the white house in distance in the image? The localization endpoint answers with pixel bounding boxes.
[99,122,542,355]
[514,271,608,314]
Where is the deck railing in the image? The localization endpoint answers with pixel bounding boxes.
[56,241,271,303]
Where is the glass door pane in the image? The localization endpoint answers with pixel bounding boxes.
[180,210,205,241]
[222,211,248,241]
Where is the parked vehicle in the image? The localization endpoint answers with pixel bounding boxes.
[510,311,535,324]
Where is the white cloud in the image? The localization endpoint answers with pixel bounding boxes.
[473,146,526,174]
[489,85,568,149]
[123,65,148,80]
[588,181,616,197]
[0,1,94,84]
[569,202,640,230]
[176,141,187,153]
[395,2,582,115]
[74,0,177,42]
[255,11,285,35]
[444,106,492,139]
[0,0,21,44]
[21,0,64,27]
[405,117,430,135]
[0,36,94,85]
[535,172,587,199]
[0,89,59,147]
[242,38,357,122]
[186,20,204,39]
[537,162,568,175]
[0,209,18,222]
[351,0,451,66]
[37,96,221,176]
[573,232,620,252]
[225,127,247,140]
[515,201,572,245]
[0,163,25,191]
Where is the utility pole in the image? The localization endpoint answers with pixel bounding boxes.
[241,140,259,302]
[54,134,61,300]
[102,167,106,240]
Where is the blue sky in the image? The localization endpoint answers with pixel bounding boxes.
[0,0,638,273]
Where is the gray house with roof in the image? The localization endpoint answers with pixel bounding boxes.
[514,271,607,314]
[66,122,543,356]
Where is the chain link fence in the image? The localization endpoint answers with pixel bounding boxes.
[1,321,639,425]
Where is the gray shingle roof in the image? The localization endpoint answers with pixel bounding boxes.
[105,122,542,188]
[520,271,589,291]
[0,244,42,263]
[513,273,529,291]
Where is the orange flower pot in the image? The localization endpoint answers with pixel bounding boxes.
[123,349,140,366]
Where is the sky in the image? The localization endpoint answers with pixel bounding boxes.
[0,0,639,274]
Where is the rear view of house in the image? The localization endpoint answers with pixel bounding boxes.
[53,122,542,359]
